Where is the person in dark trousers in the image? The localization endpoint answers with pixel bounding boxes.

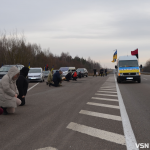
[93,69,97,77]
[53,70,62,87]
[65,72,71,81]
[100,68,104,77]
[0,107,3,115]
[78,71,82,78]
[16,67,29,106]
[105,68,107,76]
[72,71,77,81]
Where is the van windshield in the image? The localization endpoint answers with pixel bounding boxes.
[29,69,41,73]
[59,67,69,72]
[119,60,138,67]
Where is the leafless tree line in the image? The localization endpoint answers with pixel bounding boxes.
[0,33,101,72]
[143,59,150,72]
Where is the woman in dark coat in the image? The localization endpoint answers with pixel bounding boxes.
[16,67,29,106]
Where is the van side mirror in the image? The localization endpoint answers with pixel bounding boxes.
[115,65,117,69]
[140,65,142,69]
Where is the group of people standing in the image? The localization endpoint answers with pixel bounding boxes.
[93,68,108,77]
[0,66,29,115]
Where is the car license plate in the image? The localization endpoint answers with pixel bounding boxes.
[30,77,36,79]
[126,77,133,79]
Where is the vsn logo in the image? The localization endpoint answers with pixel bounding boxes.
[135,143,149,149]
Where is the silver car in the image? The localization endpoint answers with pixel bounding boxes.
[28,68,44,82]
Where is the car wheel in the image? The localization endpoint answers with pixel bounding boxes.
[117,78,121,83]
[138,79,141,83]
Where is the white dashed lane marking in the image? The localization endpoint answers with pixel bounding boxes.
[87,102,120,109]
[95,93,118,97]
[35,147,58,150]
[66,122,126,145]
[79,110,122,121]
[97,91,117,93]
[92,97,118,102]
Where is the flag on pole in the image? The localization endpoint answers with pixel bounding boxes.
[28,62,30,69]
[131,48,138,58]
[111,50,117,62]
[51,65,54,72]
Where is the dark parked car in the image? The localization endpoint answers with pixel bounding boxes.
[76,68,88,77]
[0,64,24,80]
[43,70,50,78]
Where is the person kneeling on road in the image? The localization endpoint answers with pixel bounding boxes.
[78,71,82,78]
[16,67,29,106]
[0,66,21,115]
[47,70,53,86]
[72,71,77,81]
[65,72,71,82]
[53,70,62,87]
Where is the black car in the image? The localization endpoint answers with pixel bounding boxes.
[76,68,88,77]
[0,64,24,79]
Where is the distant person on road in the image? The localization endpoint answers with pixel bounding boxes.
[0,66,21,115]
[16,67,29,106]
[47,70,53,86]
[0,107,3,115]
[105,68,107,76]
[72,71,77,81]
[65,72,71,82]
[93,69,97,77]
[78,71,82,78]
[53,70,62,87]
[100,68,104,77]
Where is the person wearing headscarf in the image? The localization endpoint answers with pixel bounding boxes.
[16,67,29,106]
[0,66,21,115]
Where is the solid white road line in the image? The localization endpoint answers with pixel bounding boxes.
[95,93,118,97]
[28,83,39,91]
[97,91,117,93]
[114,74,139,150]
[35,147,58,150]
[67,122,126,145]
[87,102,120,109]
[92,97,118,102]
[79,110,122,121]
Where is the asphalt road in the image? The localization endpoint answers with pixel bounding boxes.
[0,74,149,150]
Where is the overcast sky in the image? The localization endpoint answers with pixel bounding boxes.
[0,0,150,68]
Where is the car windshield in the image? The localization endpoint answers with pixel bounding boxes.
[119,60,138,67]
[29,69,41,73]
[0,66,12,72]
[43,71,49,74]
[76,69,84,71]
[59,67,69,72]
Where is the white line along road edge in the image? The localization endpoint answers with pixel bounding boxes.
[28,83,39,91]
[114,74,139,150]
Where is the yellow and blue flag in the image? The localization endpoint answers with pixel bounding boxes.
[112,50,117,62]
[28,62,30,69]
[51,65,54,72]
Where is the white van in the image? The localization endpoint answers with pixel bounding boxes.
[59,67,76,77]
[115,55,142,83]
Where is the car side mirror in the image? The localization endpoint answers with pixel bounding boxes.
[115,65,117,69]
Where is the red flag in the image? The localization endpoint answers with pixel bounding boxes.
[131,49,138,58]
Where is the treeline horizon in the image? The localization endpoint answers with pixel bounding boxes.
[0,33,101,72]
[143,59,150,72]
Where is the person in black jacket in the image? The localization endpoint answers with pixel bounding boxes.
[16,67,29,106]
[65,72,71,81]
[53,70,62,87]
